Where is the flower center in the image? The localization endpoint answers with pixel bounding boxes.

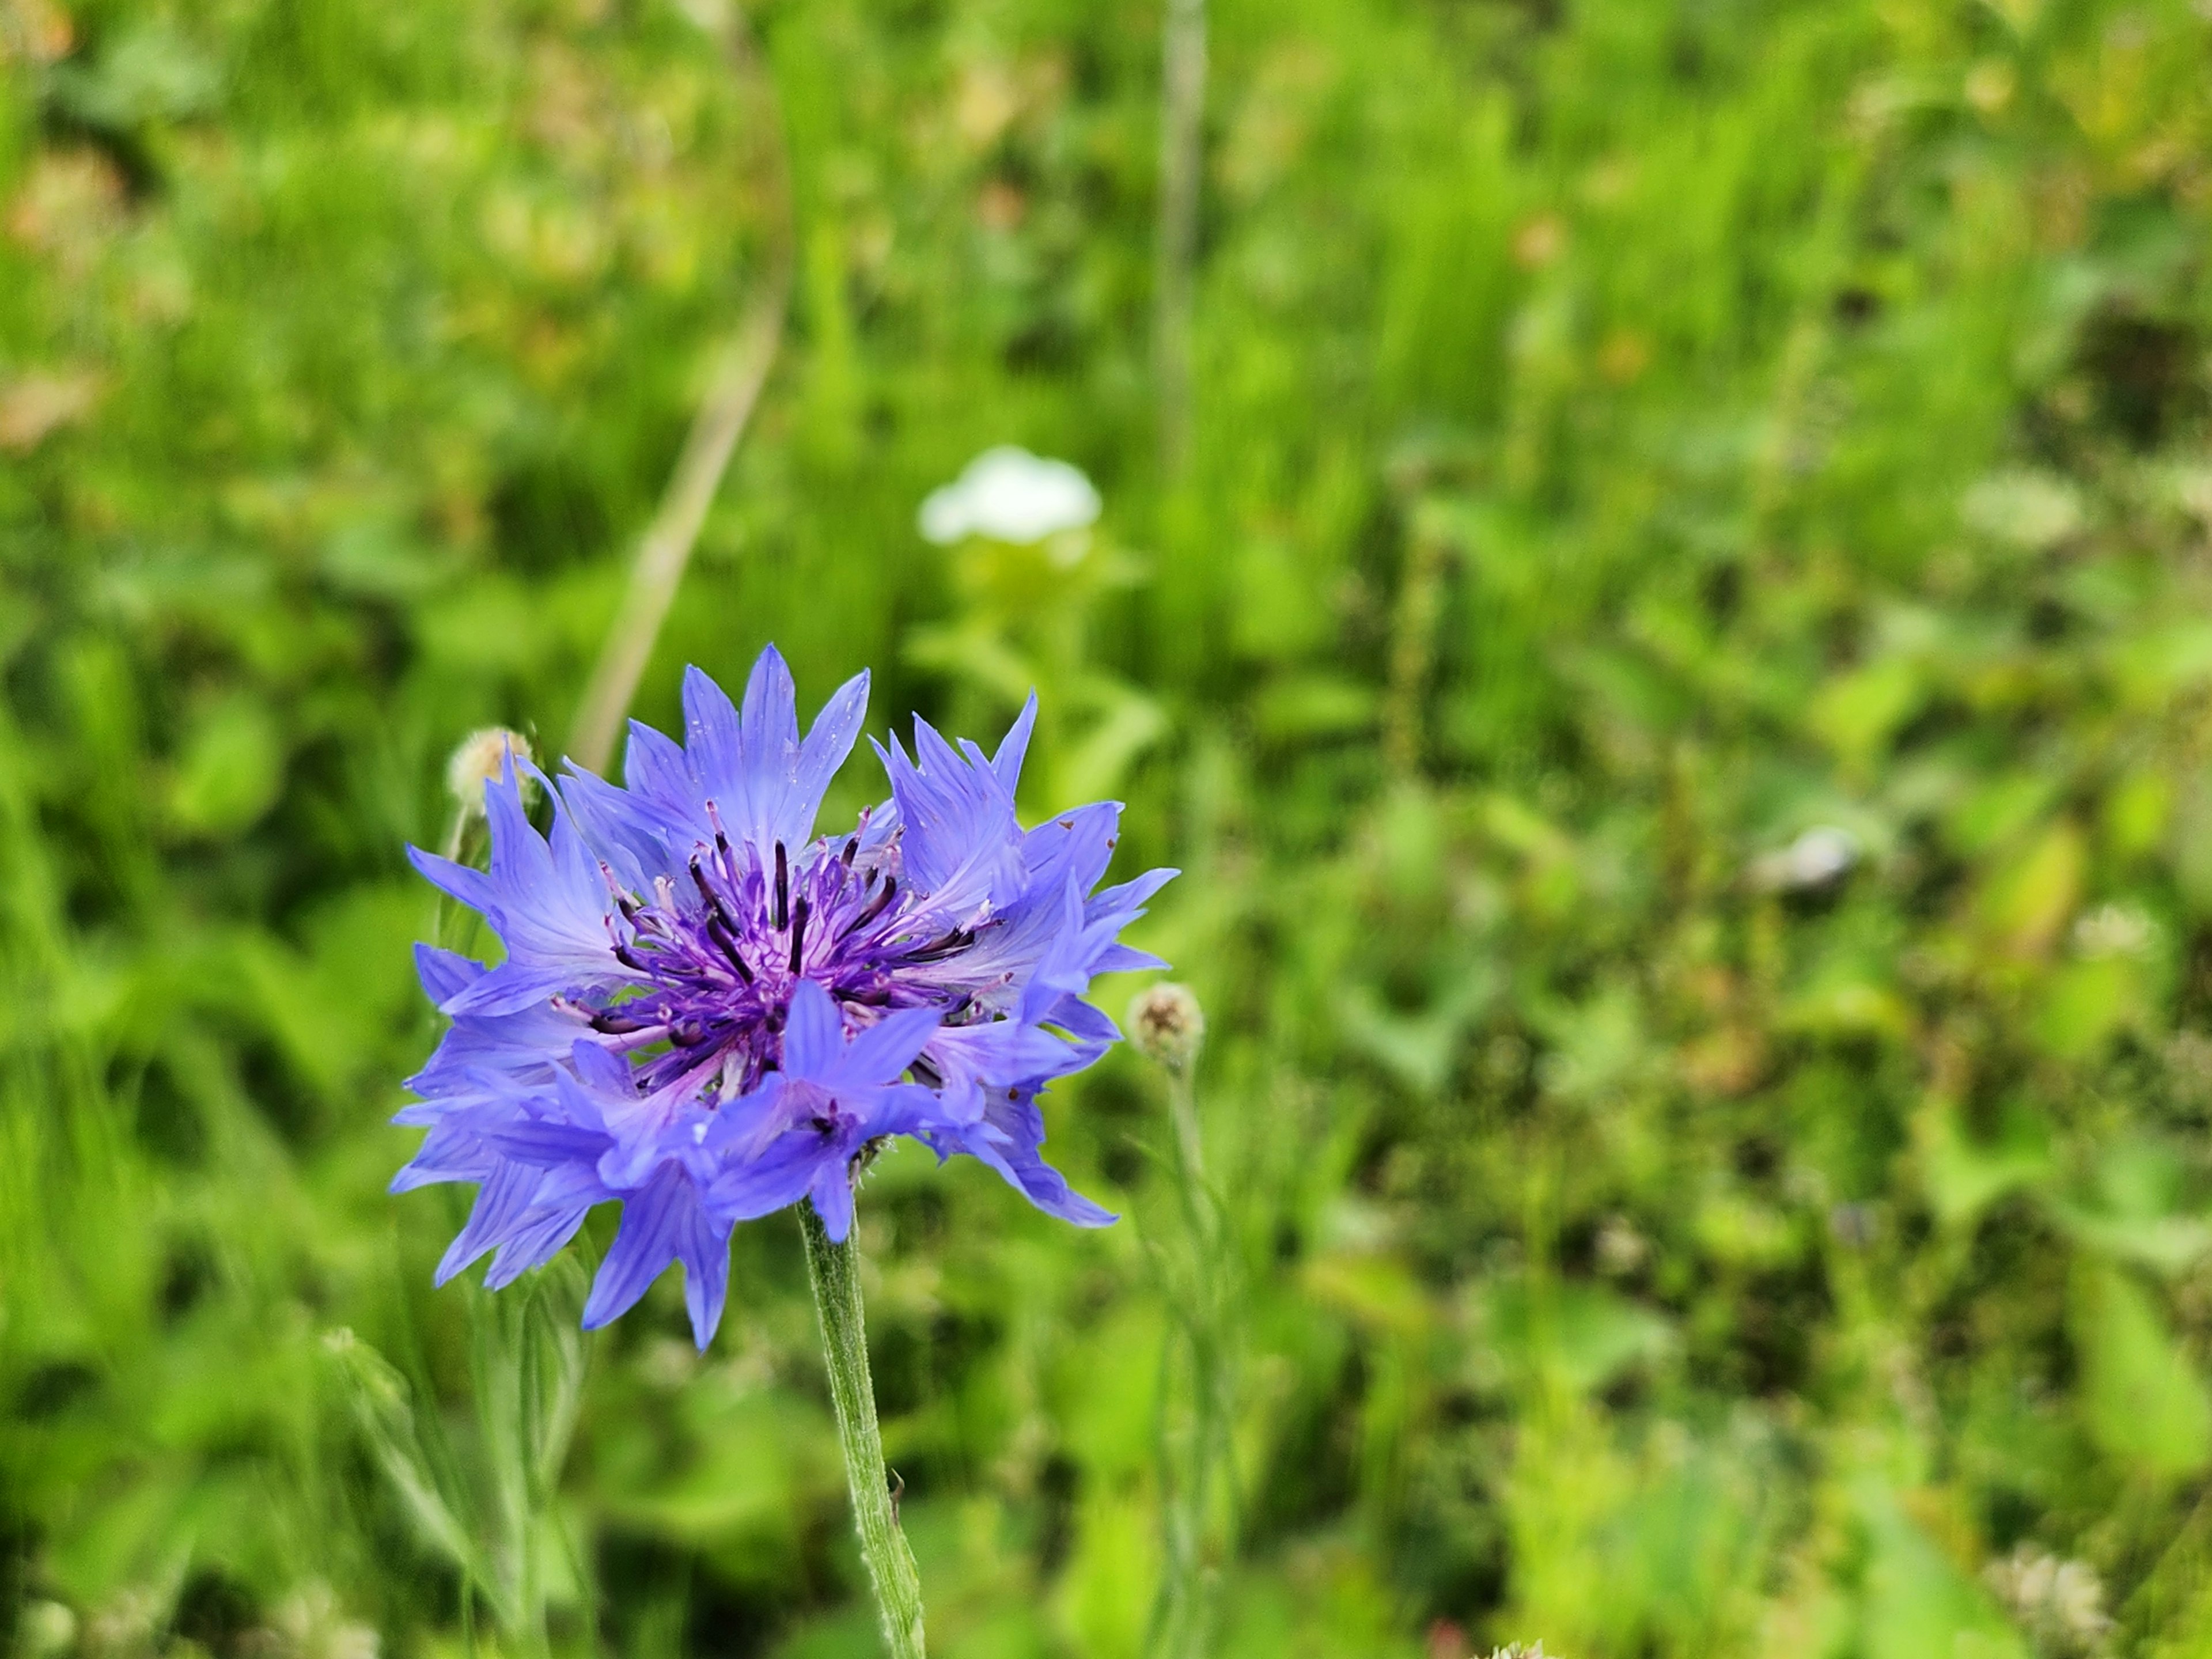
[575,816,987,1103]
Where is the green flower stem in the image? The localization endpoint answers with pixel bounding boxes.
[800,1199,927,1659]
[1150,1062,1229,1659]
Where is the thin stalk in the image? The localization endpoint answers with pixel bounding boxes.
[1148,1063,1229,1659]
[1154,0,1207,475]
[434,810,481,953]
[799,1199,927,1659]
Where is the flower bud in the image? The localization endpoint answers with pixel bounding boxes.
[1126,982,1205,1071]
[445,727,533,817]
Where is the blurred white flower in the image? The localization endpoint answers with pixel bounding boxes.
[2072,902,2154,960]
[918,446,1100,546]
[1986,1546,2112,1658]
[247,1582,380,1659]
[1751,825,1860,892]
[1594,1215,1649,1276]
[86,1589,162,1657]
[1962,469,2085,551]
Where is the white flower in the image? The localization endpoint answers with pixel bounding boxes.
[1962,469,2085,551]
[918,446,1101,546]
[1751,825,1860,892]
[1986,1546,2112,1657]
[2072,902,2154,960]
[255,1582,380,1659]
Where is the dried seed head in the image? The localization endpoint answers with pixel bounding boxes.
[1127,982,1205,1071]
[445,727,533,817]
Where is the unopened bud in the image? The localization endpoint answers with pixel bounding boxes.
[445,727,533,817]
[1127,982,1205,1071]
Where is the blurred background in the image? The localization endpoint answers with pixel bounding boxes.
[6,0,2212,1655]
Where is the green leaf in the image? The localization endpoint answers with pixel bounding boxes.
[1810,656,1925,768]
[324,1328,506,1621]
[1915,1098,2052,1229]
[167,696,283,836]
[1976,820,2085,957]
[1472,1275,1674,1396]
[2071,1262,2212,1479]
[1852,1479,2027,1659]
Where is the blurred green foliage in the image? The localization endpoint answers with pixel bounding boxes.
[6,0,2212,1655]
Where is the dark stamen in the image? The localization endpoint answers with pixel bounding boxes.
[614,942,650,972]
[590,1009,657,1034]
[671,1017,706,1047]
[691,857,741,933]
[707,916,755,983]
[842,836,859,866]
[903,927,975,964]
[789,895,809,973]
[841,876,897,939]
[910,1055,944,1088]
[774,842,789,930]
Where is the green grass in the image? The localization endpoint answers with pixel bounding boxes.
[6,0,2212,1654]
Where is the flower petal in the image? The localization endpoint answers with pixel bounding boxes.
[676,1203,733,1350]
[808,1163,856,1243]
[876,717,1024,919]
[780,978,849,1078]
[581,1167,695,1330]
[686,650,870,866]
[831,1004,943,1087]
[941,1093,1115,1227]
[991,692,1039,795]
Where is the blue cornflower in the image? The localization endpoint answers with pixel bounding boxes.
[400,647,1174,1346]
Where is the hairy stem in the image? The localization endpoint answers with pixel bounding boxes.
[800,1200,927,1659]
[1149,1065,1229,1659]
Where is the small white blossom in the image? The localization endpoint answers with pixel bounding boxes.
[1962,469,2086,551]
[245,1582,380,1659]
[918,446,1101,546]
[1986,1546,2112,1658]
[1751,825,1859,892]
[2072,902,2154,960]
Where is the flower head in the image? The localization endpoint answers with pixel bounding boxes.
[916,446,1100,546]
[1126,982,1204,1071]
[399,647,1173,1345]
[445,727,535,817]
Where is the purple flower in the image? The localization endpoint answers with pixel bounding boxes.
[400,647,1174,1346]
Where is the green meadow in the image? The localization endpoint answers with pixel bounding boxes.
[6,0,2212,1654]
